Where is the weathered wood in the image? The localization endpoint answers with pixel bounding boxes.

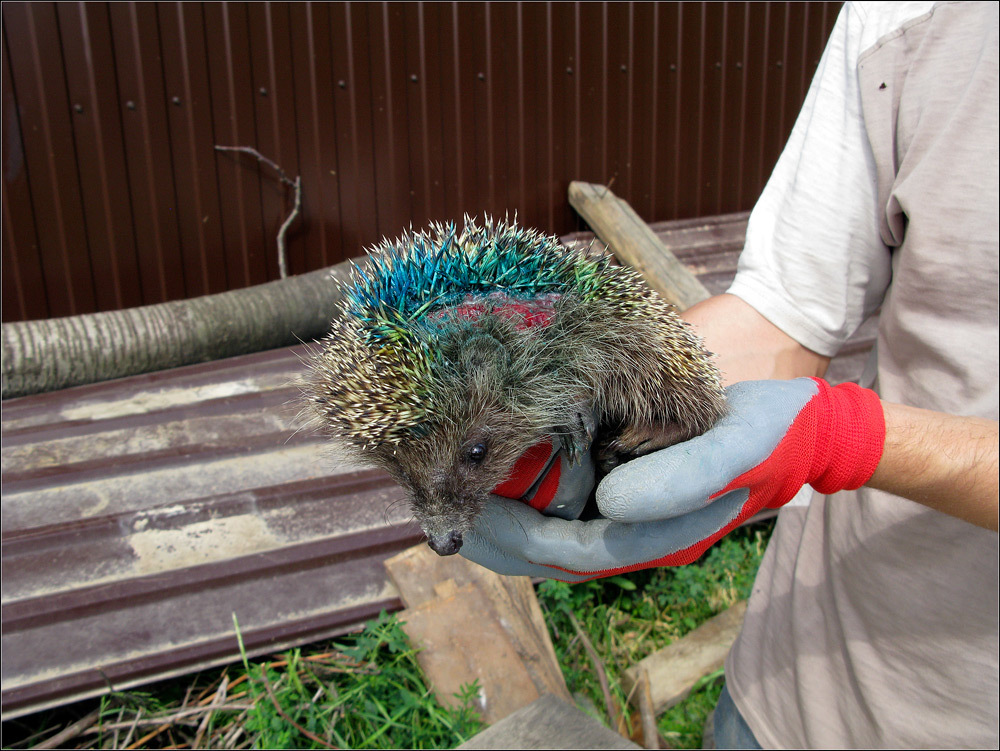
[385,544,490,609]
[458,693,641,750]
[401,582,546,724]
[635,668,659,750]
[1,259,360,399]
[622,600,747,714]
[470,567,571,704]
[385,544,570,724]
[568,181,711,310]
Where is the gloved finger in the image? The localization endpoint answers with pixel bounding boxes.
[533,443,594,520]
[466,489,750,576]
[597,378,820,522]
[493,436,595,520]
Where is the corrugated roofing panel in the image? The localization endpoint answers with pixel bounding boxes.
[1,345,422,719]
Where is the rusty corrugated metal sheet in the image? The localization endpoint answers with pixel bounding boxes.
[1,1,842,322]
[1,213,875,720]
[1,345,422,719]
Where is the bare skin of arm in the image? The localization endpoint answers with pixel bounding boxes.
[683,293,999,532]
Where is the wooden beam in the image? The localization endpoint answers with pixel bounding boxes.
[568,181,711,310]
[621,600,746,714]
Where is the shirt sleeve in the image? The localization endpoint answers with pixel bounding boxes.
[727,2,893,358]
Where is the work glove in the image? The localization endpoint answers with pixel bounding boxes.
[464,378,885,581]
[491,434,596,522]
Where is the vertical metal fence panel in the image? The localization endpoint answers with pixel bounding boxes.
[57,3,142,313]
[366,2,410,247]
[109,1,186,306]
[5,2,95,318]
[2,28,47,323]
[204,2,264,289]
[2,1,842,322]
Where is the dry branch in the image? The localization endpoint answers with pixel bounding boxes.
[33,709,100,750]
[565,609,624,737]
[214,145,302,279]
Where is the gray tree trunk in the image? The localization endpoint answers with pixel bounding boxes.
[2,260,358,399]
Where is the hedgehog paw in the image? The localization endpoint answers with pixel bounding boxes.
[596,421,690,472]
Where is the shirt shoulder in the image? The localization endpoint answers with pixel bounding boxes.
[850,1,938,54]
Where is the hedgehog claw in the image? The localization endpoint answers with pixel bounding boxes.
[562,408,597,465]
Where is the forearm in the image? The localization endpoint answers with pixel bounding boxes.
[682,294,830,386]
[869,402,999,531]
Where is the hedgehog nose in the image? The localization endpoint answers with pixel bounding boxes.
[427,530,463,556]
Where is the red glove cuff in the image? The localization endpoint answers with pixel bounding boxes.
[807,378,886,494]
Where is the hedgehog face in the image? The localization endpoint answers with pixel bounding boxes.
[375,377,546,556]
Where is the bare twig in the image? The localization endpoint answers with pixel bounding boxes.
[34,709,101,750]
[224,725,246,749]
[564,608,624,736]
[637,668,660,749]
[214,145,302,278]
[220,706,252,748]
[276,176,302,279]
[5,726,64,749]
[111,707,125,748]
[126,722,172,750]
[214,146,295,187]
[121,707,143,749]
[194,674,229,748]
[259,667,339,749]
[85,705,251,732]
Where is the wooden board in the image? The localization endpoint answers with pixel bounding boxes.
[568,181,710,310]
[622,600,747,714]
[400,582,546,724]
[384,543,492,609]
[385,544,570,724]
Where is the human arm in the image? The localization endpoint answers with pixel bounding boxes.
[681,293,829,385]
[684,294,999,531]
[871,402,998,531]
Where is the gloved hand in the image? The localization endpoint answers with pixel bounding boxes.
[463,378,885,581]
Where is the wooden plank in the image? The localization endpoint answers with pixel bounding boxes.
[387,544,570,723]
[468,568,571,704]
[621,600,747,714]
[568,181,710,310]
[384,543,491,610]
[400,582,545,724]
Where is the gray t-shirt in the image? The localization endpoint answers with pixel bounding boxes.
[726,2,999,747]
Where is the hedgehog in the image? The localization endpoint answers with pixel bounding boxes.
[303,217,727,556]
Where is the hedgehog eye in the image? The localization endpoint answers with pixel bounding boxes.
[468,443,488,463]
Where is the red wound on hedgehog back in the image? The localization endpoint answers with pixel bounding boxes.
[430,292,561,330]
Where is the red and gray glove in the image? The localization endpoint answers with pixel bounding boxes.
[463,378,885,581]
[490,434,595,521]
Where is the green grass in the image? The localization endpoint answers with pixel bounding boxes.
[231,611,483,749]
[2,612,484,750]
[3,521,772,750]
[536,521,773,748]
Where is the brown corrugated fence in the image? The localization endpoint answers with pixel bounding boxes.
[1,1,841,323]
